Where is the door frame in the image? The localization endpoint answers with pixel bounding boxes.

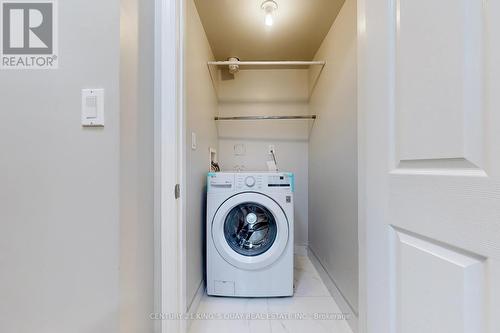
[154,1,373,333]
[357,0,393,330]
[154,0,187,333]
[357,0,382,332]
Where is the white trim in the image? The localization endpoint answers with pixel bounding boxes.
[357,0,368,332]
[308,247,358,333]
[178,0,187,331]
[154,0,186,333]
[357,0,394,332]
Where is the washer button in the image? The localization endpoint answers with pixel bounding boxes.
[245,176,256,187]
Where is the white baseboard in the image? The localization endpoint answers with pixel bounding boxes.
[308,247,359,333]
[186,280,205,331]
[294,244,308,256]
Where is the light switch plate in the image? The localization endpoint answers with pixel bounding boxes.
[82,89,104,127]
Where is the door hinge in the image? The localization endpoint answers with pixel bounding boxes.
[174,184,181,199]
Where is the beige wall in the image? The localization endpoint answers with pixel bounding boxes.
[0,1,156,332]
[185,0,220,308]
[217,69,310,247]
[119,0,155,331]
[308,0,358,316]
[0,1,121,332]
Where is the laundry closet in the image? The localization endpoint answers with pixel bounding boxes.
[184,0,358,331]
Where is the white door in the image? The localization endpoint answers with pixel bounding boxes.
[359,0,500,332]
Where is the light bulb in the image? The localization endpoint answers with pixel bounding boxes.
[265,12,273,26]
[261,1,277,27]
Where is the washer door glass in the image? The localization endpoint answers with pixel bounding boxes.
[223,202,278,257]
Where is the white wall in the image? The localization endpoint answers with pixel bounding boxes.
[308,0,358,316]
[119,0,155,331]
[185,0,220,307]
[217,69,310,247]
[0,1,121,332]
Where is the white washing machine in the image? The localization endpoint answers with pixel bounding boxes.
[206,172,294,297]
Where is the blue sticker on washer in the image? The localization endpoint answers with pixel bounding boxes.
[207,173,215,187]
[286,173,295,192]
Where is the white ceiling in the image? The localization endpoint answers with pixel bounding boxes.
[194,0,345,61]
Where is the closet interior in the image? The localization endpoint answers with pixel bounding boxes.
[184,0,358,331]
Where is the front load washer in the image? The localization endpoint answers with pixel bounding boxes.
[206,172,294,297]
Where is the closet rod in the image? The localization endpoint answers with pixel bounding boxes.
[207,61,326,66]
[214,115,317,121]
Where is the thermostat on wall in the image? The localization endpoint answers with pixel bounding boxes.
[81,89,104,127]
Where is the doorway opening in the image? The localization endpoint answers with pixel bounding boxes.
[171,0,359,332]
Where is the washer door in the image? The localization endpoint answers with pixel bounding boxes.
[212,192,289,270]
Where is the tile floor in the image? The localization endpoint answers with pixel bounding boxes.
[188,255,353,333]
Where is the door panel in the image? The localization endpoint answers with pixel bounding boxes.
[396,0,484,165]
[359,0,500,332]
[393,228,485,333]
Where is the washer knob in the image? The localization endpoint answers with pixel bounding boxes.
[245,176,256,187]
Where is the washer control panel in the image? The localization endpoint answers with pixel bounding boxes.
[245,176,256,187]
[236,174,264,190]
[208,172,294,193]
[235,173,293,192]
[267,174,292,188]
[207,173,234,193]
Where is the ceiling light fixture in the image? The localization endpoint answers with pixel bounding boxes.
[261,0,278,27]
